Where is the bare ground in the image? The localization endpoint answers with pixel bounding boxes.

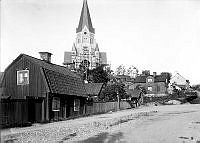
[1,104,200,143]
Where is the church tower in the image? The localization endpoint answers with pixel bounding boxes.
[64,0,107,70]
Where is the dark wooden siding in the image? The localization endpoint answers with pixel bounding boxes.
[3,56,47,99]
[0,100,28,128]
[134,82,167,95]
[49,95,86,121]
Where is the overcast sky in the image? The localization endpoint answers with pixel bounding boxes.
[1,0,200,84]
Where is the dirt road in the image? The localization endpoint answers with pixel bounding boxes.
[71,104,200,143]
[1,104,200,142]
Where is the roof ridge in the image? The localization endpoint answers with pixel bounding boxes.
[6,53,80,79]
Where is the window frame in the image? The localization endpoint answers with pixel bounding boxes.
[148,86,153,91]
[74,99,80,111]
[17,70,29,85]
[52,97,60,111]
[147,78,153,83]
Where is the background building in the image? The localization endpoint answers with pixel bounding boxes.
[64,0,107,70]
[133,72,171,96]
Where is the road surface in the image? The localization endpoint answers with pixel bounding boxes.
[70,104,200,143]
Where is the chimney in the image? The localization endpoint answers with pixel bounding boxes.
[39,52,52,63]
[153,72,157,77]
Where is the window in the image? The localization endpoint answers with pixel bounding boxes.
[148,86,152,91]
[78,39,81,43]
[17,70,29,85]
[90,38,93,44]
[147,78,153,82]
[52,97,60,111]
[74,99,80,111]
[83,37,88,43]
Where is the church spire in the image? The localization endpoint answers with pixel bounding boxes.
[76,0,95,33]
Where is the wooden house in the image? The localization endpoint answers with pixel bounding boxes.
[134,72,171,96]
[0,72,4,97]
[1,53,88,127]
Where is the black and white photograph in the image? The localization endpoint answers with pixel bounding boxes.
[1,0,200,142]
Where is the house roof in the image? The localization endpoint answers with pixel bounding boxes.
[5,54,87,97]
[115,75,131,79]
[154,75,168,82]
[0,72,4,85]
[170,72,188,85]
[85,83,104,96]
[43,68,87,97]
[76,0,95,33]
[63,52,72,65]
[134,76,147,83]
[134,74,168,83]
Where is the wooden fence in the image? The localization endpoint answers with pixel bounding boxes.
[0,100,28,128]
[0,101,132,128]
[85,101,132,115]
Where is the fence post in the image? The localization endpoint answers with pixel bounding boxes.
[117,91,120,110]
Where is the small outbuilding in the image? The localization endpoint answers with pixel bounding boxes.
[85,83,104,102]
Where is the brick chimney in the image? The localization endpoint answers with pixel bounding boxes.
[153,72,157,77]
[39,52,52,63]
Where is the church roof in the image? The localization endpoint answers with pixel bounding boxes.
[72,43,77,54]
[63,52,72,64]
[100,52,107,64]
[76,0,95,33]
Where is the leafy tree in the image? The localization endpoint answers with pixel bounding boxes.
[135,84,147,94]
[142,70,150,76]
[88,65,110,84]
[161,72,172,83]
[99,83,128,102]
[192,84,200,91]
[126,66,139,78]
[115,65,126,75]
[76,60,90,81]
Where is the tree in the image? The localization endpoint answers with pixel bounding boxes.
[142,70,150,76]
[115,65,126,75]
[76,60,90,81]
[99,83,128,102]
[161,72,172,83]
[136,84,147,94]
[126,65,139,78]
[192,84,200,91]
[88,65,110,84]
